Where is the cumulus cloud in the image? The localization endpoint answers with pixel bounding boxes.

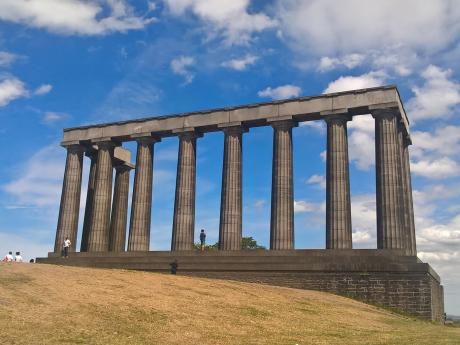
[170,56,195,84]
[221,54,258,71]
[0,51,19,67]
[318,53,365,72]
[307,174,326,189]
[411,125,460,159]
[275,0,460,56]
[0,0,155,36]
[163,0,277,45]
[411,157,460,179]
[323,71,386,93]
[406,65,460,121]
[34,84,53,95]
[0,77,28,107]
[294,200,318,213]
[350,194,376,247]
[258,84,301,100]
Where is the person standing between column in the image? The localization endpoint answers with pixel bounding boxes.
[63,237,71,258]
[200,229,206,251]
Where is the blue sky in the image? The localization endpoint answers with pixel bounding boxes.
[0,0,459,314]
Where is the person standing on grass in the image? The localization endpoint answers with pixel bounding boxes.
[200,229,206,251]
[63,237,71,258]
[14,252,23,262]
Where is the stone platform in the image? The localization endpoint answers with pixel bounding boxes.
[37,249,444,321]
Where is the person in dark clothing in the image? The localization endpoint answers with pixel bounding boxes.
[170,259,178,275]
[199,229,206,251]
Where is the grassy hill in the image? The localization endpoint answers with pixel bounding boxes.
[0,264,459,345]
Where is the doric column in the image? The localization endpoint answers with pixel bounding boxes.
[171,130,201,251]
[127,135,159,251]
[325,116,353,249]
[218,124,246,250]
[87,141,115,252]
[269,119,297,250]
[54,143,84,253]
[80,151,97,252]
[398,124,417,255]
[109,163,133,252]
[373,110,404,249]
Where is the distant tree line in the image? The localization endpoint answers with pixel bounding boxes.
[194,236,266,251]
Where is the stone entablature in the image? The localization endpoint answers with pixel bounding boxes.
[61,85,410,144]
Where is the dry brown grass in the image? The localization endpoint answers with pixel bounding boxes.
[0,263,458,345]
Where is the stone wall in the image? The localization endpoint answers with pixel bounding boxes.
[182,270,443,321]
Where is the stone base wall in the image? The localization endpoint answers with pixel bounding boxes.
[37,249,444,321]
[182,271,442,320]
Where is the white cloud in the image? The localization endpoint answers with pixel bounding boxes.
[164,0,277,45]
[3,145,65,207]
[307,174,326,189]
[170,56,195,84]
[411,157,460,179]
[318,53,365,72]
[42,111,70,124]
[294,200,318,213]
[347,116,375,170]
[411,125,460,159]
[0,77,28,107]
[0,0,155,36]
[221,54,258,71]
[0,51,19,67]
[34,84,52,95]
[350,194,377,247]
[275,0,460,56]
[406,65,460,121]
[323,71,386,93]
[258,84,301,100]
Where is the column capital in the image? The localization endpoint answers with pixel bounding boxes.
[218,122,248,135]
[268,118,298,130]
[114,162,135,172]
[371,108,398,119]
[173,128,203,140]
[130,133,161,145]
[324,114,352,124]
[91,138,119,150]
[62,143,85,154]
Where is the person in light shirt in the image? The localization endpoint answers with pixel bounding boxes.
[14,252,23,262]
[63,237,71,258]
[3,251,14,262]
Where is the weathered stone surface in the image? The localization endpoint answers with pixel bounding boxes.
[80,151,97,252]
[171,132,200,251]
[325,116,352,249]
[87,141,115,252]
[128,136,158,251]
[373,110,404,249]
[62,86,410,144]
[109,164,132,252]
[270,120,296,250]
[219,126,245,250]
[54,144,84,253]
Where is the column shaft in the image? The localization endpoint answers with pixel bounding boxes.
[219,126,244,250]
[80,153,97,252]
[399,130,417,255]
[374,110,404,249]
[128,137,157,251]
[109,165,132,252]
[54,145,84,253]
[326,117,352,249]
[87,142,115,252]
[171,133,198,251]
[270,120,296,250]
